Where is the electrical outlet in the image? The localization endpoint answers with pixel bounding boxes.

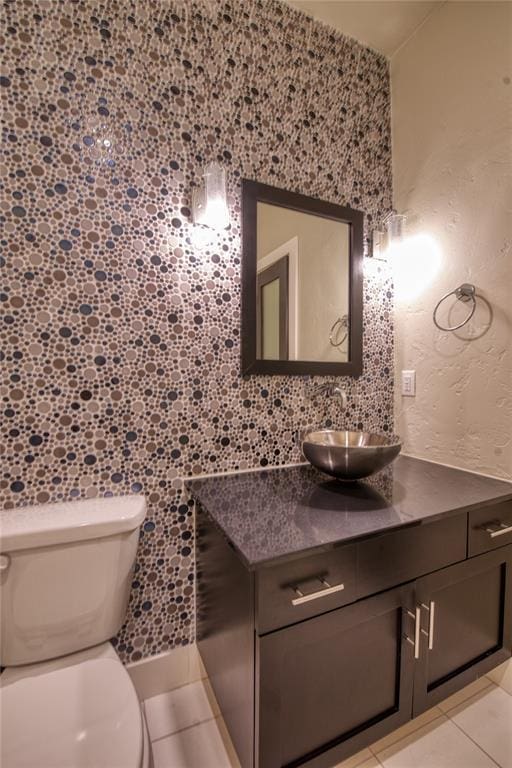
[402,370,416,397]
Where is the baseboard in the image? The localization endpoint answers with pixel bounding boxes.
[127,643,207,701]
[128,645,512,722]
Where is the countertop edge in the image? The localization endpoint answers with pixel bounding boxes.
[193,498,512,572]
[187,457,512,571]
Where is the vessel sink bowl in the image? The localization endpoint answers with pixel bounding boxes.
[302,430,401,481]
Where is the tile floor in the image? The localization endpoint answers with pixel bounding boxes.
[144,673,512,768]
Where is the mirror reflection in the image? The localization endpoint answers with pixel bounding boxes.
[241,178,363,377]
[256,202,350,363]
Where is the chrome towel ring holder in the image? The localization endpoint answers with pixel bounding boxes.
[329,315,349,347]
[433,283,476,331]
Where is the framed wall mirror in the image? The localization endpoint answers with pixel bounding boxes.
[241,179,363,376]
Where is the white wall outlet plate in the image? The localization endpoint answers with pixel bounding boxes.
[402,370,416,396]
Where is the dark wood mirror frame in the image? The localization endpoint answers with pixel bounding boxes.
[241,179,364,376]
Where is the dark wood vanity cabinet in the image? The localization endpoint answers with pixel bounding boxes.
[413,546,512,716]
[197,506,512,768]
[258,584,415,768]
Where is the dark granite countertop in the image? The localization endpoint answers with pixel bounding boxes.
[186,456,512,570]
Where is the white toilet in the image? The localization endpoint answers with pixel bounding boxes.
[0,495,153,768]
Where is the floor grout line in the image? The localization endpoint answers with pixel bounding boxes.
[367,712,446,759]
[440,680,495,716]
[149,714,218,745]
[346,753,378,768]
[365,757,386,768]
[446,715,503,768]
[485,677,512,698]
[147,677,511,766]
[369,711,504,768]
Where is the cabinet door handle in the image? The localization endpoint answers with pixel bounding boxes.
[404,606,421,659]
[421,601,436,650]
[481,520,512,538]
[291,577,344,606]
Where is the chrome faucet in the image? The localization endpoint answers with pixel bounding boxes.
[297,380,348,451]
[305,380,347,410]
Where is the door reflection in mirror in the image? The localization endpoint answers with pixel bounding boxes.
[256,202,350,363]
[257,254,289,360]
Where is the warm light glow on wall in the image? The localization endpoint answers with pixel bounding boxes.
[191,226,216,250]
[363,254,390,281]
[391,234,442,302]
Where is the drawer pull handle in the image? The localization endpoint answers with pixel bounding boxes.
[404,606,421,659]
[291,578,344,606]
[482,520,512,539]
[421,601,436,650]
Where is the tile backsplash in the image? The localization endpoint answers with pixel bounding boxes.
[0,0,393,662]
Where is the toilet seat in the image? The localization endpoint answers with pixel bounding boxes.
[0,642,145,768]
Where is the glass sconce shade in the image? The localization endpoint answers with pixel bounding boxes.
[370,229,386,260]
[192,162,229,230]
[385,213,407,243]
[369,213,407,261]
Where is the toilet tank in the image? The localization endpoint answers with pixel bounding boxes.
[0,495,146,666]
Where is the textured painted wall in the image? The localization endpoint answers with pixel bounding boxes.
[392,1,512,480]
[0,0,393,662]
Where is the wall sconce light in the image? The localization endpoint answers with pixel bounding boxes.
[369,228,386,261]
[192,162,230,230]
[385,212,407,244]
[369,211,407,261]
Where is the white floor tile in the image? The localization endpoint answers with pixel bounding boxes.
[348,758,381,768]
[145,681,215,742]
[369,707,443,754]
[152,719,234,768]
[487,659,512,696]
[448,684,512,768]
[375,715,497,768]
[145,673,512,768]
[333,749,378,768]
[438,677,494,713]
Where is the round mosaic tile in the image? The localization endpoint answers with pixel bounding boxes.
[1,0,393,662]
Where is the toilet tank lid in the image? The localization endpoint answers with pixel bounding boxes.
[0,495,146,553]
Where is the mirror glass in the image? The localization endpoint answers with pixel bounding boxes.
[241,179,363,377]
[256,202,350,363]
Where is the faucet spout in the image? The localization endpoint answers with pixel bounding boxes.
[305,380,347,410]
[330,385,347,410]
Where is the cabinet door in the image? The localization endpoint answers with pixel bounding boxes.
[413,545,512,716]
[257,584,416,768]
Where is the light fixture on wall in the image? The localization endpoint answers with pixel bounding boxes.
[369,228,386,261]
[369,211,407,261]
[385,212,407,245]
[192,162,230,230]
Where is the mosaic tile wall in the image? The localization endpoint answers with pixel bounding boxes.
[0,0,393,662]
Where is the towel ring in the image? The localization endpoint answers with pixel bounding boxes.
[433,283,476,331]
[329,315,349,347]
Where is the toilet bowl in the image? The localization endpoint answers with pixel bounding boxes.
[0,496,152,768]
[0,643,152,768]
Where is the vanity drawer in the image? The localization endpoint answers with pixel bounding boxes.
[357,513,467,599]
[256,544,357,634]
[468,500,512,557]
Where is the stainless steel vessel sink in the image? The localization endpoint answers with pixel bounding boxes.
[302,430,401,481]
